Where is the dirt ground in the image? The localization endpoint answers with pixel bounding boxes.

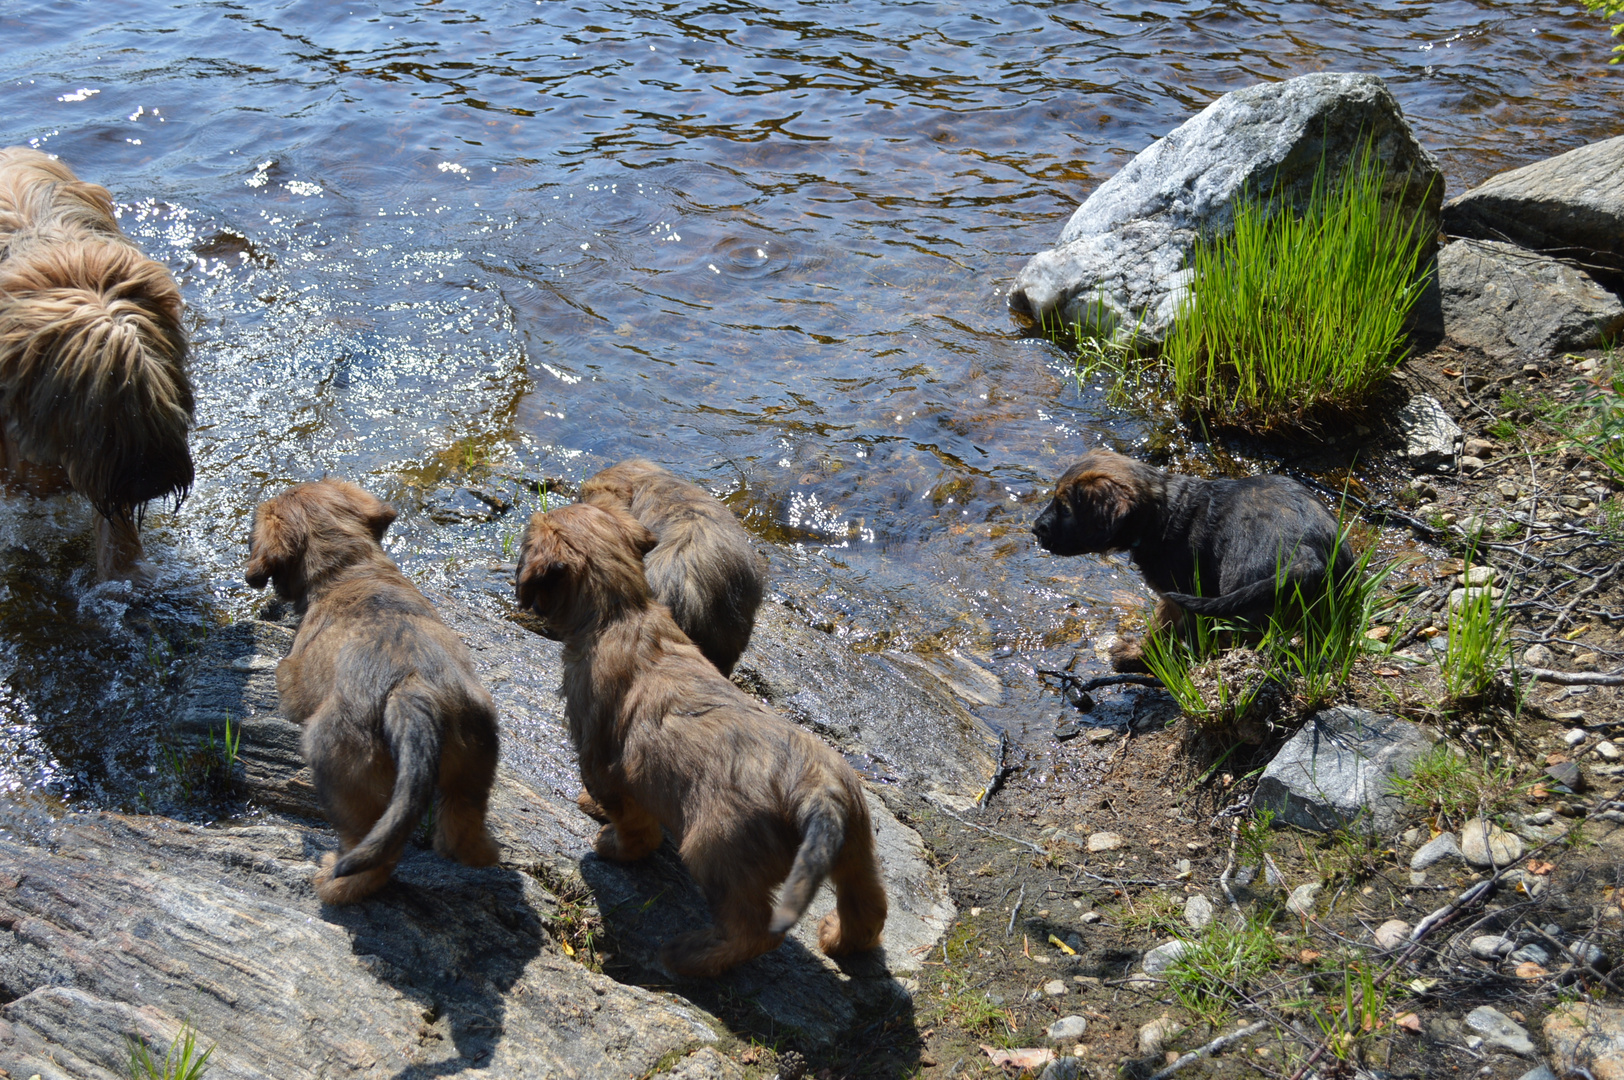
[683,343,1624,1080]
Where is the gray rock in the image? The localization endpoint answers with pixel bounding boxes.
[1396,394,1462,473]
[1040,1058,1087,1080]
[1183,894,1214,931]
[1523,643,1555,666]
[1087,831,1126,852]
[1460,817,1524,868]
[1043,979,1068,997]
[1515,1066,1556,1080]
[1286,882,1322,917]
[1471,934,1515,960]
[1047,1015,1089,1041]
[1411,831,1464,870]
[1567,940,1607,968]
[653,1048,748,1080]
[1510,944,1551,966]
[1009,72,1441,340]
[1546,1002,1624,1080]
[1254,706,1433,833]
[1438,238,1624,358]
[1465,1005,1536,1057]
[1443,134,1624,280]
[1142,939,1189,976]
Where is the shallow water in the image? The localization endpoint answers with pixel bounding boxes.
[1,0,1620,803]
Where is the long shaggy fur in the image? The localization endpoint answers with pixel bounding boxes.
[246,479,500,905]
[0,147,193,579]
[1031,448,1352,671]
[515,502,886,977]
[577,458,767,675]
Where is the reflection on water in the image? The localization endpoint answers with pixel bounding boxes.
[0,0,1620,799]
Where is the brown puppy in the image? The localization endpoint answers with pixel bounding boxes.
[577,458,766,676]
[1031,449,1352,671]
[0,147,194,582]
[246,479,499,904]
[515,502,886,977]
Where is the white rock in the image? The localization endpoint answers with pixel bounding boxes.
[1460,565,1499,587]
[1043,979,1068,997]
[1086,831,1125,853]
[1046,1015,1088,1042]
[1184,894,1214,931]
[1141,939,1188,975]
[1524,643,1555,666]
[1597,740,1621,762]
[1138,1015,1186,1056]
[1465,1005,1536,1057]
[1460,818,1523,868]
[1562,728,1588,747]
[1373,919,1410,949]
[1286,882,1322,917]
[1410,831,1464,870]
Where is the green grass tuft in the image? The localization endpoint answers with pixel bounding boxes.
[128,1022,214,1080]
[1162,144,1431,432]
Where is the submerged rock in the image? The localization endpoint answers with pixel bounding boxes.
[1443,134,1624,282]
[1009,72,1441,341]
[1254,706,1431,833]
[1438,238,1624,359]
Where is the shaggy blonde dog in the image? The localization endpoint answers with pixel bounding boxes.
[578,458,766,675]
[516,501,886,977]
[0,147,193,581]
[247,479,500,904]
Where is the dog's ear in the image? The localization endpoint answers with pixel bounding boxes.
[514,514,565,612]
[624,516,658,558]
[245,505,302,589]
[363,498,398,541]
[578,472,634,510]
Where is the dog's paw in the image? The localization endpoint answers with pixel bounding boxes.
[817,910,883,957]
[312,850,388,904]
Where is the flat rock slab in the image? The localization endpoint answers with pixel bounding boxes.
[1545,1002,1624,1080]
[1439,238,1624,358]
[0,813,722,1080]
[1465,1005,1536,1058]
[1396,394,1462,473]
[1460,817,1524,868]
[1009,71,1441,340]
[1443,134,1624,279]
[1254,706,1431,833]
[159,588,963,1054]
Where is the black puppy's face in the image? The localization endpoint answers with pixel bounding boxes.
[1031,454,1141,556]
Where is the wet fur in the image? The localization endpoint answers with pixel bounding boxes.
[1030,449,1351,671]
[246,479,499,904]
[0,147,194,581]
[515,502,886,977]
[577,458,766,676]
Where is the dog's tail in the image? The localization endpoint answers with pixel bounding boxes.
[1161,576,1282,618]
[328,682,440,881]
[769,788,851,936]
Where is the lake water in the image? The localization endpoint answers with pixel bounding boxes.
[1,0,1620,805]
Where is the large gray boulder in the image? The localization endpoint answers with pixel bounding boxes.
[1009,72,1442,341]
[1439,238,1624,358]
[1443,135,1624,281]
[1254,706,1432,833]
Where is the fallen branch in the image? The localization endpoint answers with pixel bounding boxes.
[1035,670,1164,694]
[1148,1020,1269,1080]
[937,805,1045,854]
[1509,665,1624,687]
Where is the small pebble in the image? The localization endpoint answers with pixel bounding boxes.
[1563,728,1588,747]
[1087,832,1125,853]
[1596,740,1621,762]
[1470,935,1513,961]
[1044,979,1068,997]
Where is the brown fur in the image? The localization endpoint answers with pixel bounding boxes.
[515,502,886,977]
[1031,449,1352,672]
[246,479,499,904]
[577,458,766,676]
[0,147,194,582]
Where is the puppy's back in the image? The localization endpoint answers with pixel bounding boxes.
[581,459,766,674]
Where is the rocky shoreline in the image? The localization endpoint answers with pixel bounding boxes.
[3,71,1622,1080]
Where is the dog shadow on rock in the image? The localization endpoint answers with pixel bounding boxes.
[578,837,920,1059]
[313,842,543,1079]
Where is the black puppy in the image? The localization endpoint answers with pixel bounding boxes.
[1031,449,1352,671]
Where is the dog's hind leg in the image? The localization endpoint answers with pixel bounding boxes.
[434,731,499,868]
[661,858,782,977]
[817,830,887,957]
[592,794,663,862]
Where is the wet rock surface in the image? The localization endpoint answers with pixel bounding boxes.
[0,589,986,1076]
[1009,71,1441,340]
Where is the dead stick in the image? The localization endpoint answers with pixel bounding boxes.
[1149,1020,1270,1080]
